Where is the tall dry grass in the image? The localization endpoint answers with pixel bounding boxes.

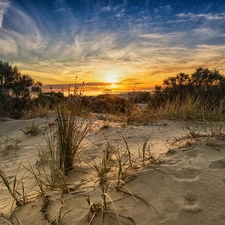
[144,93,225,122]
[56,99,93,174]
[22,103,50,119]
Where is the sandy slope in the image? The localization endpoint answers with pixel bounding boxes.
[0,116,225,225]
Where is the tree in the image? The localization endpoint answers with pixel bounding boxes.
[153,67,225,107]
[0,61,42,99]
[161,72,191,99]
[0,61,42,118]
[191,67,223,89]
[0,61,18,93]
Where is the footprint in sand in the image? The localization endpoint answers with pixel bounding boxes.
[168,167,200,181]
[182,193,201,212]
[209,159,225,169]
[184,193,198,205]
[185,149,200,158]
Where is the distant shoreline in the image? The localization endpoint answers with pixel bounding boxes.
[41,84,153,97]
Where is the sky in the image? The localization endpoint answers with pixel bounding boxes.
[1,0,225,95]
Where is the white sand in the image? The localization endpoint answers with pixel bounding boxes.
[1,116,225,225]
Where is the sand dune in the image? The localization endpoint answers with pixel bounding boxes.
[1,116,225,225]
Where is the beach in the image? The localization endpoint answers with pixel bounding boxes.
[1,116,225,225]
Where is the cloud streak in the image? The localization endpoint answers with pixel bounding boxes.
[0,0,10,28]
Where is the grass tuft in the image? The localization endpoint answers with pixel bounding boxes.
[22,121,39,136]
[56,100,93,174]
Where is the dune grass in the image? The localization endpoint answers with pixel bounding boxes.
[56,100,93,175]
[133,93,225,122]
[0,163,27,207]
[22,103,51,119]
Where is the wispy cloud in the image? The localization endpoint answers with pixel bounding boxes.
[0,0,10,28]
[0,0,225,92]
[176,12,225,21]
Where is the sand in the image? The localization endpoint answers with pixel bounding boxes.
[0,115,225,225]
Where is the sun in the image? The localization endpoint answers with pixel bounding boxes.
[104,72,119,83]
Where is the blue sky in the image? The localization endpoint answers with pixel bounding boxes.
[1,0,225,94]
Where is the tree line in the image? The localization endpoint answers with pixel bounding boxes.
[1,60,225,118]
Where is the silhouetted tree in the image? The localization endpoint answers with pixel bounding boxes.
[152,67,225,108]
[0,61,42,118]
[0,61,42,99]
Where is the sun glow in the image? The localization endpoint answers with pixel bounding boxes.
[104,71,119,83]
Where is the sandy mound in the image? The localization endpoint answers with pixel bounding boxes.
[0,116,225,225]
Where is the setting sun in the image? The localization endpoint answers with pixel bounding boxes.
[104,71,119,83]
[110,83,117,88]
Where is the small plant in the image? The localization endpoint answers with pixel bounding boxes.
[41,132,69,193]
[183,120,225,139]
[37,146,48,164]
[92,150,109,186]
[46,163,69,193]
[24,160,69,221]
[50,205,73,225]
[114,147,129,190]
[138,135,151,166]
[85,194,106,224]
[23,161,48,207]
[22,121,39,136]
[84,186,120,225]
[0,136,20,157]
[89,144,119,224]
[121,134,133,168]
[0,164,27,207]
